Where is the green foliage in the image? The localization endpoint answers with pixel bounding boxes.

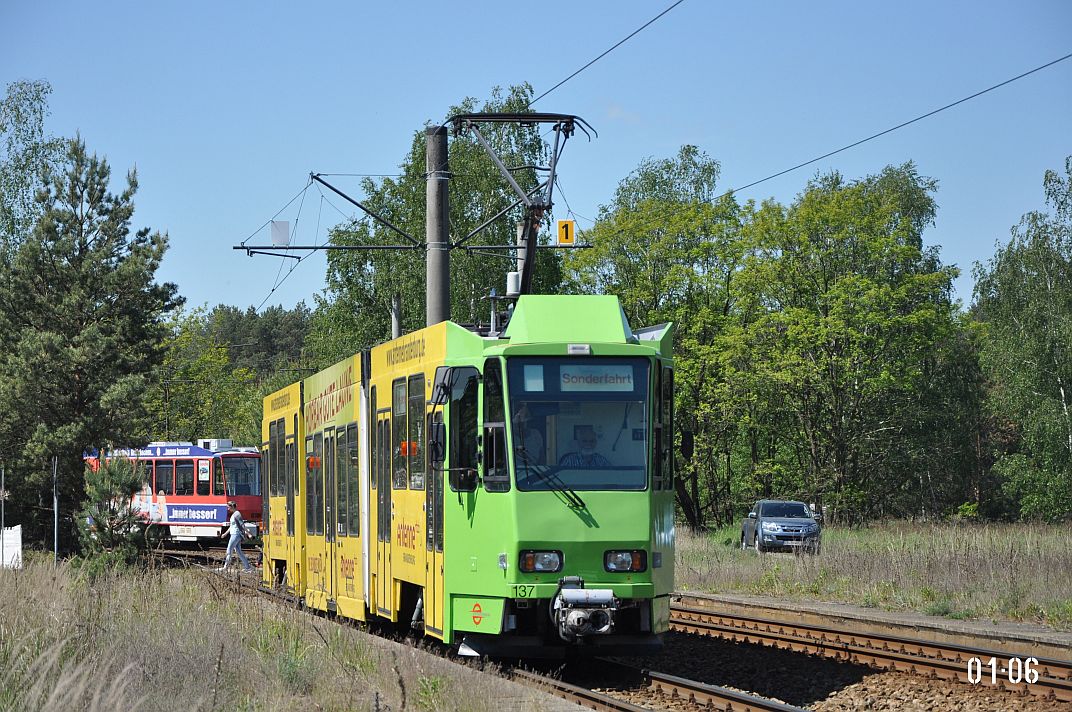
[564,145,747,527]
[416,676,446,710]
[251,620,315,694]
[570,152,973,526]
[307,84,561,365]
[204,302,312,373]
[75,457,149,566]
[973,156,1072,521]
[147,307,259,444]
[0,136,181,547]
[0,80,64,253]
[146,303,313,446]
[956,502,980,520]
[733,165,971,522]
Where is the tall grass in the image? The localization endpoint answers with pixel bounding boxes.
[677,522,1072,629]
[0,556,552,711]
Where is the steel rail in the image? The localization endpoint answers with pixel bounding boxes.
[515,662,804,712]
[646,669,805,712]
[511,669,650,711]
[670,602,1072,704]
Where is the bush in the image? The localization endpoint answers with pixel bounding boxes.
[77,458,150,564]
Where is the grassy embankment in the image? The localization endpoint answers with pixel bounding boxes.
[677,522,1072,630]
[0,557,542,712]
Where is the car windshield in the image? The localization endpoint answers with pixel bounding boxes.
[507,357,650,491]
[761,502,810,518]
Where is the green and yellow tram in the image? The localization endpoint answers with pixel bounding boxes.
[261,294,674,656]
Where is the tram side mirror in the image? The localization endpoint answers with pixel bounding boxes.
[429,421,446,465]
[449,469,477,492]
[432,366,452,406]
[679,430,694,462]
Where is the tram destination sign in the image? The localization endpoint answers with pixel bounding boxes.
[560,364,634,392]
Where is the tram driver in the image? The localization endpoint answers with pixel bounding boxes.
[558,425,611,468]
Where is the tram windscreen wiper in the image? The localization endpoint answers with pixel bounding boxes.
[516,447,586,509]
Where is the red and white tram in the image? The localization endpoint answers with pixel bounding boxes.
[88,440,262,542]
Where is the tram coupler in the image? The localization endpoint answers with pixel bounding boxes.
[552,576,617,641]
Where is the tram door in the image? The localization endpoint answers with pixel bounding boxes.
[425,411,445,636]
[305,432,327,608]
[286,415,296,539]
[325,429,336,604]
[367,387,377,614]
[285,431,295,566]
[377,416,392,618]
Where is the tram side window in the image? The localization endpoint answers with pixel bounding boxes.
[661,366,674,490]
[654,369,664,491]
[155,461,174,496]
[213,457,226,496]
[433,412,444,552]
[378,419,389,542]
[449,367,479,491]
[482,359,509,492]
[268,420,278,496]
[347,423,359,536]
[409,374,425,490]
[336,427,348,537]
[291,414,299,501]
[175,460,195,495]
[132,461,150,511]
[392,380,407,489]
[426,411,433,550]
[370,387,377,490]
[196,460,210,496]
[274,417,286,497]
[285,442,294,495]
[132,461,149,491]
[427,411,444,552]
[325,432,336,540]
[305,435,316,535]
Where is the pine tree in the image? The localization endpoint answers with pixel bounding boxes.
[0,137,182,547]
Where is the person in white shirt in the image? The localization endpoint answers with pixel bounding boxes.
[218,501,254,572]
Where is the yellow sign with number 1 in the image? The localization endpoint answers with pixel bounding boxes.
[557,219,575,245]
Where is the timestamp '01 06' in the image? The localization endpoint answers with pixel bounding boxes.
[967,657,1039,685]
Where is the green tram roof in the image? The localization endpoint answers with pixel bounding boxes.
[497,295,672,358]
[504,295,633,344]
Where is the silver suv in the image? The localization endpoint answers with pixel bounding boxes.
[741,499,821,554]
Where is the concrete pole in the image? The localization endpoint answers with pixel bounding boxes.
[516,221,526,275]
[52,455,57,565]
[425,126,450,326]
[391,292,402,339]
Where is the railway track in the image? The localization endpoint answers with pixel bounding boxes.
[185,558,803,712]
[670,598,1072,705]
[512,669,651,712]
[518,659,805,711]
[182,553,1069,709]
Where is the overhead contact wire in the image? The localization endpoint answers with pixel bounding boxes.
[529,0,687,106]
[731,51,1072,194]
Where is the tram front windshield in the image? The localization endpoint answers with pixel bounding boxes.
[219,455,261,496]
[507,357,650,491]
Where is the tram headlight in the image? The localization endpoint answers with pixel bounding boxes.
[519,550,562,573]
[604,550,646,573]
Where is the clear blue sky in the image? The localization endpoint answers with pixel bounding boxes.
[2,1,1069,312]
